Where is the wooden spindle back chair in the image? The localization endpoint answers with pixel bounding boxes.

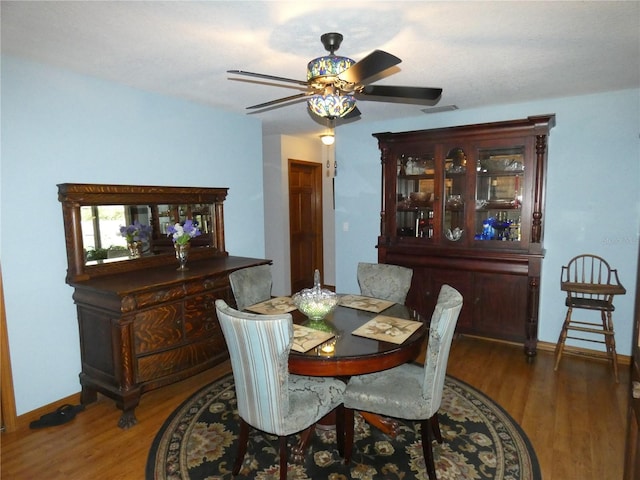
[554,254,626,382]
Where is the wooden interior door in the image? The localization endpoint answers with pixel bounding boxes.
[289,159,323,293]
[624,244,640,478]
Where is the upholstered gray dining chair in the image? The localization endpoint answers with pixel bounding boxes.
[214,300,346,480]
[343,285,463,480]
[229,264,273,311]
[357,262,413,303]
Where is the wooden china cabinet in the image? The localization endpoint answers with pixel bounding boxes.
[374,115,555,358]
[58,183,269,428]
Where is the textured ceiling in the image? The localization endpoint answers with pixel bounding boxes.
[2,1,639,138]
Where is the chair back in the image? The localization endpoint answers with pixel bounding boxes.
[421,284,463,416]
[561,254,623,307]
[357,262,413,303]
[229,264,273,311]
[215,299,292,434]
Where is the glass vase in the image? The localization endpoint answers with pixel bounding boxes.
[174,242,190,271]
[127,241,142,258]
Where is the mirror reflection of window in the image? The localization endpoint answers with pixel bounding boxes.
[81,205,128,261]
[81,205,157,262]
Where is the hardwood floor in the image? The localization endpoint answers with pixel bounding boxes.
[1,336,629,479]
[446,337,629,480]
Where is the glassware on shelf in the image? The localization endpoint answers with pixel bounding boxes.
[445,147,467,173]
[399,155,435,176]
[409,191,430,205]
[474,212,521,241]
[446,194,463,208]
[446,228,463,241]
[405,156,415,175]
[491,217,512,241]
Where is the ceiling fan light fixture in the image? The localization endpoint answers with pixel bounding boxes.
[230,32,443,121]
[320,133,335,145]
[307,93,357,119]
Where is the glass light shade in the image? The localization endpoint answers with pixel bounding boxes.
[307,55,355,80]
[321,134,335,145]
[308,94,357,118]
[307,54,357,119]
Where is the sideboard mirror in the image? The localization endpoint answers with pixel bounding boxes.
[58,183,229,282]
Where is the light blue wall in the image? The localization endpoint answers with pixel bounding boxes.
[2,54,638,416]
[334,89,640,355]
[1,56,265,414]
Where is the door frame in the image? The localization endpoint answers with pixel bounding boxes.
[624,243,640,478]
[1,264,18,433]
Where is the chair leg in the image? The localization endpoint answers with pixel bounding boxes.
[421,418,437,480]
[343,407,355,464]
[278,435,288,480]
[554,307,572,371]
[602,310,619,383]
[335,404,345,457]
[233,418,250,475]
[430,413,443,443]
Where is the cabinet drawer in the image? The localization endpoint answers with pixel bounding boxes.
[184,292,223,340]
[133,304,183,354]
[135,338,224,383]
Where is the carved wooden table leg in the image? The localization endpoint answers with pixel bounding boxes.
[360,412,400,437]
[291,425,316,464]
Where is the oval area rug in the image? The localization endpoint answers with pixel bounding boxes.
[146,373,540,480]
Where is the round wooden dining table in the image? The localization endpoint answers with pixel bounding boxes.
[288,300,428,377]
[286,298,428,451]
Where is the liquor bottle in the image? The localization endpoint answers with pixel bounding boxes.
[416,211,427,238]
[427,211,434,238]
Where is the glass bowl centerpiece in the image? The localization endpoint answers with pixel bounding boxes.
[292,269,338,332]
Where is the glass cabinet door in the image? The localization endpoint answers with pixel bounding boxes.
[443,147,467,242]
[474,146,525,242]
[396,153,435,239]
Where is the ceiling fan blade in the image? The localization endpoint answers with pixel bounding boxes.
[343,106,361,119]
[247,92,309,110]
[338,50,401,84]
[227,70,308,87]
[361,85,443,101]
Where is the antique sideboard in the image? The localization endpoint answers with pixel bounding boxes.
[58,183,268,427]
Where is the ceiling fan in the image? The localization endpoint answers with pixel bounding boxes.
[227,32,443,120]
